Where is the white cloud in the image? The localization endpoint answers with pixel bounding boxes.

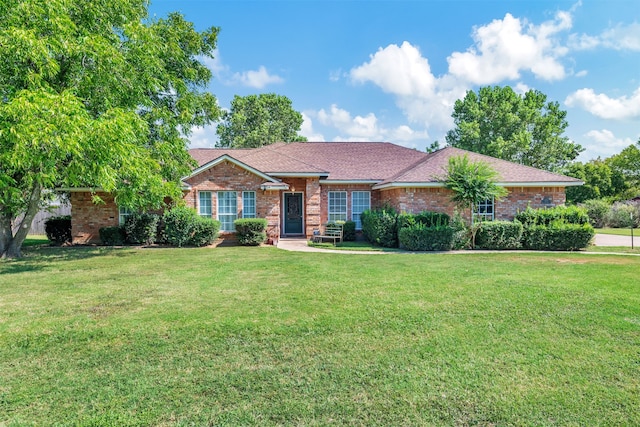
[232,66,284,89]
[351,41,437,98]
[575,70,588,77]
[447,11,571,85]
[581,129,635,160]
[300,113,325,141]
[311,104,428,144]
[188,125,219,148]
[513,82,531,95]
[200,50,228,78]
[570,22,640,51]
[565,87,640,120]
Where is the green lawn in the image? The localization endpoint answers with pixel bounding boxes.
[22,235,49,247]
[596,227,640,236]
[1,246,639,426]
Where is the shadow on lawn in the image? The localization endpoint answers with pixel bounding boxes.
[0,246,134,275]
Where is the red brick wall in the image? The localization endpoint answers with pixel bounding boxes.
[377,186,567,221]
[184,160,280,239]
[71,192,119,244]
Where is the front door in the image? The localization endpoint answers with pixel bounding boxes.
[284,193,303,235]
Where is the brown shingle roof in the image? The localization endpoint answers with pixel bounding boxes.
[382,147,582,185]
[187,143,581,186]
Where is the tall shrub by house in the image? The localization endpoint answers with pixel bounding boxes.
[163,206,220,247]
[124,212,159,245]
[234,218,267,246]
[44,215,72,244]
[361,205,398,248]
[475,221,523,250]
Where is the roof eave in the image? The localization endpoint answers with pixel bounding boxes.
[319,179,380,185]
[373,180,584,190]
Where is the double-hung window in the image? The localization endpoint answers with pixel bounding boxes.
[242,191,256,218]
[198,191,212,218]
[328,191,347,222]
[118,206,132,226]
[351,191,370,230]
[474,198,495,222]
[217,191,237,231]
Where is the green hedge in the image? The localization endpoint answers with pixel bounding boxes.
[475,221,523,250]
[398,211,450,229]
[44,215,72,244]
[124,212,159,245]
[398,223,454,251]
[361,206,398,248]
[522,222,595,251]
[99,226,126,245]
[342,220,356,241]
[163,206,220,247]
[234,218,267,246]
[515,205,589,227]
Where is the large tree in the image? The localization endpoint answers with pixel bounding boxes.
[445,86,583,172]
[607,140,640,198]
[0,0,220,258]
[216,93,307,148]
[564,159,627,204]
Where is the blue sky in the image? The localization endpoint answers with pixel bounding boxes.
[150,0,640,161]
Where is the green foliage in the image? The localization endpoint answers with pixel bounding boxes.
[0,0,220,257]
[515,205,589,227]
[234,218,268,246]
[190,217,221,247]
[606,141,640,198]
[398,223,454,251]
[99,226,126,246]
[564,160,626,204]
[475,221,523,250]
[517,206,593,250]
[522,223,595,251]
[581,199,610,228]
[216,93,307,148]
[124,213,159,245]
[450,211,471,250]
[342,220,356,241]
[163,206,220,247]
[361,205,398,248]
[446,86,583,171]
[398,211,450,229]
[442,155,508,216]
[44,215,71,244]
[605,202,640,228]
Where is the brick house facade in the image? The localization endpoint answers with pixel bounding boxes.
[69,142,582,244]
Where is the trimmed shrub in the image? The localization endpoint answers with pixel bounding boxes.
[44,215,71,244]
[398,223,454,251]
[163,206,196,247]
[342,220,356,241]
[361,206,398,248]
[606,202,640,228]
[99,226,126,245]
[515,205,589,227]
[163,206,220,247]
[124,212,159,245]
[397,211,450,230]
[475,221,523,250]
[451,211,471,250]
[522,222,595,251]
[190,216,221,247]
[234,218,267,246]
[581,199,610,228]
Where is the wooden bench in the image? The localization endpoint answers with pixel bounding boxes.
[312,222,343,245]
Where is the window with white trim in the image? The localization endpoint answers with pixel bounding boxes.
[474,198,494,222]
[217,191,237,231]
[242,191,256,218]
[351,191,370,230]
[198,191,212,218]
[118,206,132,226]
[328,191,347,222]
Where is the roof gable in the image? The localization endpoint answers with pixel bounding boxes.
[183,154,281,183]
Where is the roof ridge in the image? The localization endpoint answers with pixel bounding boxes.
[440,146,580,181]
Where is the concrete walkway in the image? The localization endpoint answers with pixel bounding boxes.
[277,234,640,254]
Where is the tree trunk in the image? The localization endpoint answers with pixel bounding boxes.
[0,183,42,259]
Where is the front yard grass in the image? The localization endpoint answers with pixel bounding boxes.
[1,246,639,425]
[596,227,640,236]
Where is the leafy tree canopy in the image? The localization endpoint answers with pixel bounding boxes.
[216,93,307,148]
[0,0,220,258]
[564,159,627,204]
[445,86,583,172]
[441,155,508,218]
[607,140,640,197]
